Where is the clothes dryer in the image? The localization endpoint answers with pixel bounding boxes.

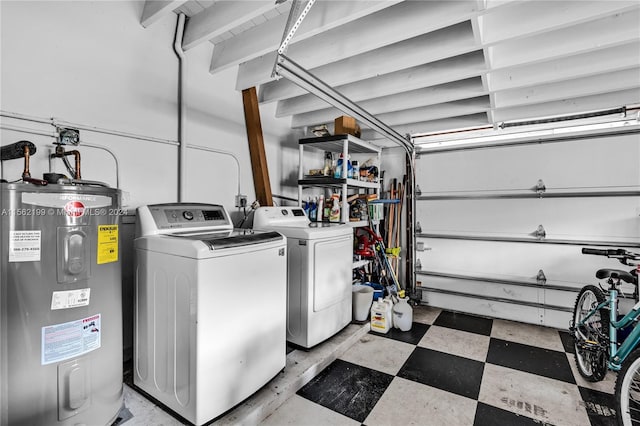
[253,207,352,348]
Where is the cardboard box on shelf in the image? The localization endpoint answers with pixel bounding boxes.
[334,115,361,137]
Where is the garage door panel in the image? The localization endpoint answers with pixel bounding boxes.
[418,238,634,285]
[418,197,640,242]
[417,133,640,193]
[542,310,571,330]
[421,275,541,303]
[416,131,639,327]
[422,291,543,325]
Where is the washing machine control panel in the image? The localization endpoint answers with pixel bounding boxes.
[145,203,231,231]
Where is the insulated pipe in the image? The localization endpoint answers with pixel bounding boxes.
[173,13,187,202]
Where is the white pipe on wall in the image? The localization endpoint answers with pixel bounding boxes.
[173,13,186,202]
[2,113,245,198]
[187,143,242,196]
[1,110,179,146]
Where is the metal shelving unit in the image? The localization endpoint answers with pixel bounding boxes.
[297,134,381,225]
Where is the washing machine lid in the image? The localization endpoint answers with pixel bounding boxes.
[135,228,285,258]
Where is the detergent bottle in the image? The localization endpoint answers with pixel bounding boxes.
[334,154,344,178]
[329,194,340,222]
[392,297,413,331]
[370,297,392,334]
[309,197,318,221]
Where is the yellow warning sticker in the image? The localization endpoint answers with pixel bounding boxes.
[97,225,118,264]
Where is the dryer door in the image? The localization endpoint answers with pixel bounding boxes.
[312,235,353,312]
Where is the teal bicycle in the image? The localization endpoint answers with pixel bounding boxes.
[571,248,640,425]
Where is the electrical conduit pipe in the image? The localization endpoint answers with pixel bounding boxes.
[173,13,186,202]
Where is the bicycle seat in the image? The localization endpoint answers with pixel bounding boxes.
[596,268,636,284]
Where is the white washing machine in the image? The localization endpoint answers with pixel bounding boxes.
[134,203,287,426]
[253,206,353,348]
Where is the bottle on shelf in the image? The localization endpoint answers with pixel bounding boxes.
[309,197,318,221]
[334,154,353,179]
[323,152,333,176]
[334,154,343,178]
[317,195,324,221]
[303,197,310,216]
[329,193,340,222]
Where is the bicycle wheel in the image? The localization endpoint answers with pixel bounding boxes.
[616,348,640,425]
[573,285,609,382]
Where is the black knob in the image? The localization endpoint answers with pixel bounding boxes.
[183,211,194,220]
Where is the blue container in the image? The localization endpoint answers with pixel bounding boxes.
[364,282,384,300]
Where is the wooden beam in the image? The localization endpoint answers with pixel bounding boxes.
[493,68,640,109]
[489,10,640,69]
[481,0,638,45]
[182,1,278,50]
[291,78,487,128]
[489,42,640,92]
[361,113,490,141]
[141,0,187,27]
[491,89,640,123]
[276,51,486,117]
[360,113,490,141]
[242,87,273,207]
[210,0,402,73]
[258,21,477,102]
[236,0,477,90]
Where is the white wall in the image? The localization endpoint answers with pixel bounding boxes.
[0,0,302,215]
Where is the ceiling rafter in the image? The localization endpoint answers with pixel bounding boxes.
[260,21,478,102]
[276,51,487,117]
[210,0,402,73]
[139,0,640,139]
[141,0,188,27]
[291,78,487,128]
[182,1,280,50]
[236,0,478,90]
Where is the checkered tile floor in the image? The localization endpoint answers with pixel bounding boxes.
[261,306,618,426]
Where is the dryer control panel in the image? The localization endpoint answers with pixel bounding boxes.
[253,207,309,228]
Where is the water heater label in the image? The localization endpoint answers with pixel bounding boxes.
[41,314,101,365]
[8,230,41,262]
[97,225,118,264]
[51,288,91,310]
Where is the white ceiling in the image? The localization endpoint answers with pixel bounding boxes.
[142,0,640,144]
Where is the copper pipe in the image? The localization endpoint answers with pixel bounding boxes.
[51,147,81,179]
[70,150,81,180]
[22,144,31,178]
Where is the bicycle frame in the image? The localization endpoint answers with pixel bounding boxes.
[579,287,640,371]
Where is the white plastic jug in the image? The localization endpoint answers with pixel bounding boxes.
[370,298,392,334]
[392,297,413,331]
[352,284,374,321]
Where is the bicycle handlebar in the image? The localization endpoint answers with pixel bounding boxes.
[582,247,640,265]
[582,248,625,256]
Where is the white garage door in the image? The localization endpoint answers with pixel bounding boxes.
[415,130,640,329]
